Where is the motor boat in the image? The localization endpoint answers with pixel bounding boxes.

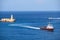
[0,14,15,22]
[40,23,54,31]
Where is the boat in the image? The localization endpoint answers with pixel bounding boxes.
[0,14,15,22]
[40,23,54,31]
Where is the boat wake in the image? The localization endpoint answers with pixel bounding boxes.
[9,24,40,30]
[48,17,60,20]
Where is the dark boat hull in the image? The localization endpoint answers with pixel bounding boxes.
[40,26,54,32]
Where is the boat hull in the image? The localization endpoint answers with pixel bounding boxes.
[40,26,54,32]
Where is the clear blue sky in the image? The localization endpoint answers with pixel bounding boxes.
[0,0,60,11]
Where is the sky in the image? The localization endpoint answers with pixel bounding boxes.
[0,0,60,11]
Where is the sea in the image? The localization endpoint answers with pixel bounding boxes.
[0,11,60,40]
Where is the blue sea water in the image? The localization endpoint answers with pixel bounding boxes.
[0,11,60,40]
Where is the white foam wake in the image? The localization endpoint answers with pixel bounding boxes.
[48,17,60,19]
[21,25,40,29]
[9,24,40,30]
